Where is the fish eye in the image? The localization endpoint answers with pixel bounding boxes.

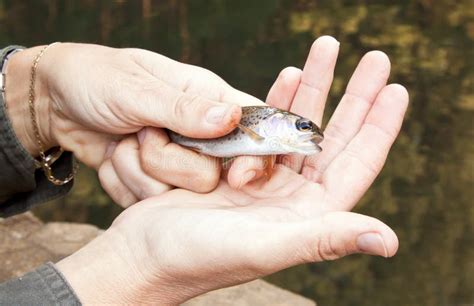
[296,119,313,131]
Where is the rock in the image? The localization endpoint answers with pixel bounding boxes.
[31,222,103,257]
[183,280,315,306]
[0,212,315,305]
[0,212,102,281]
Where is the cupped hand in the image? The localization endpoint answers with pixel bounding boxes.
[226,35,340,187]
[112,36,404,205]
[228,36,404,194]
[57,44,409,304]
[6,43,264,206]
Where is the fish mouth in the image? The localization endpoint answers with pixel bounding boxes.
[310,135,323,152]
[286,134,323,155]
[295,133,323,153]
[294,142,322,154]
[299,133,324,143]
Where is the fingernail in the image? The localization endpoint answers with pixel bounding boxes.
[238,170,256,189]
[137,128,147,145]
[206,105,232,124]
[356,233,388,258]
[105,141,118,159]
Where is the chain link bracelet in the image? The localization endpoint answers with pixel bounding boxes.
[28,42,78,185]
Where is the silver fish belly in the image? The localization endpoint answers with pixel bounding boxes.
[169,128,281,157]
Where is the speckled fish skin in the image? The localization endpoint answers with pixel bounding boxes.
[169,106,324,158]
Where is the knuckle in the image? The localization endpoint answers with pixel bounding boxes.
[344,146,383,177]
[303,217,349,262]
[117,194,137,208]
[140,149,165,176]
[98,164,136,208]
[141,143,220,191]
[97,164,109,188]
[193,168,220,192]
[111,137,137,166]
[305,234,344,262]
[172,93,199,122]
[110,144,126,167]
[324,122,349,148]
[175,156,220,192]
[141,145,182,179]
[318,233,348,261]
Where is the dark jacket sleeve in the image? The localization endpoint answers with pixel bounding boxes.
[0,262,81,305]
[0,45,74,218]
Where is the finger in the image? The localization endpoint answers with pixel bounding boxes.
[322,84,409,211]
[302,50,391,181]
[227,155,271,189]
[232,211,398,278]
[266,66,302,110]
[120,75,242,138]
[265,66,303,171]
[228,67,302,188]
[293,212,399,261]
[290,35,340,125]
[98,158,138,208]
[283,36,339,173]
[140,127,221,193]
[111,134,171,200]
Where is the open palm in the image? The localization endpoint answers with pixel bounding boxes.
[104,37,409,304]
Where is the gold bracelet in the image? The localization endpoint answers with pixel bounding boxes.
[28,42,78,185]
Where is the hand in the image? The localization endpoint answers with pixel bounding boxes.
[5,43,264,206]
[108,35,399,205]
[56,44,409,304]
[227,36,400,192]
[102,36,340,204]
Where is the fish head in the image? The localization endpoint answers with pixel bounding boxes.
[256,110,324,155]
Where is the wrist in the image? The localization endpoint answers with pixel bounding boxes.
[56,227,180,305]
[4,46,57,157]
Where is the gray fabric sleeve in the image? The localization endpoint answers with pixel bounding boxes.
[0,45,74,218]
[0,262,81,305]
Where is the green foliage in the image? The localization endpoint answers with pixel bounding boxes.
[1,1,472,304]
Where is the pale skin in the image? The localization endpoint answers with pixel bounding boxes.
[4,36,408,304]
[6,42,265,204]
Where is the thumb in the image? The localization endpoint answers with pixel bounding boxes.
[294,212,399,262]
[248,212,398,275]
[126,78,243,138]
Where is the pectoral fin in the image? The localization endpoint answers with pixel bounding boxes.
[264,155,276,179]
[238,124,265,143]
[222,157,236,170]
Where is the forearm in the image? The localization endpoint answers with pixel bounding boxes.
[0,45,73,216]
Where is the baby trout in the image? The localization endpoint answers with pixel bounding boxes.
[169,106,324,158]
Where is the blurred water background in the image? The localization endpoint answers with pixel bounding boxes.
[1,1,473,305]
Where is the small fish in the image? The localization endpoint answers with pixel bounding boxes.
[169,106,324,158]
